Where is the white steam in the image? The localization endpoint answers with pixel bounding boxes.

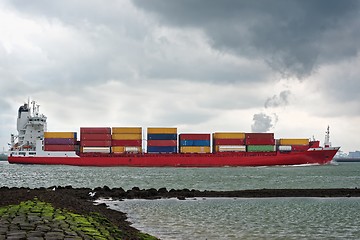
[251,112,278,133]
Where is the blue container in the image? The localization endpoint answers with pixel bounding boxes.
[147,146,177,153]
[147,134,177,140]
[180,140,210,146]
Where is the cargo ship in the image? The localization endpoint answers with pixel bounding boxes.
[8,100,339,167]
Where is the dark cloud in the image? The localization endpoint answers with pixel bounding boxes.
[133,0,360,78]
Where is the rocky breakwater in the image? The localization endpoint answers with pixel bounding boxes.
[91,186,360,200]
[0,187,158,240]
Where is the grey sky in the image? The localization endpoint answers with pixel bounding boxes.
[0,0,359,153]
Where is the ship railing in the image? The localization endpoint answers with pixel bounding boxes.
[10,151,37,157]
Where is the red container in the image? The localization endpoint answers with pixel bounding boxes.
[147,140,177,147]
[112,140,142,147]
[214,139,245,145]
[245,133,274,139]
[80,127,111,134]
[179,134,211,141]
[80,133,112,141]
[291,145,309,152]
[80,140,112,147]
[245,138,275,145]
[44,145,76,151]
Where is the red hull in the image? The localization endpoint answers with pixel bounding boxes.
[8,149,338,167]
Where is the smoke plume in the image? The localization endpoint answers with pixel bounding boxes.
[265,90,291,108]
[251,112,278,133]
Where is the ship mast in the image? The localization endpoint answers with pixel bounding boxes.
[324,125,331,148]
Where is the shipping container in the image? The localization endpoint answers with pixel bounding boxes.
[247,145,276,152]
[180,146,211,153]
[213,132,245,139]
[112,133,142,140]
[80,140,112,147]
[44,132,77,139]
[147,146,177,153]
[179,134,210,141]
[44,138,76,145]
[245,138,275,145]
[147,127,177,134]
[44,145,77,151]
[245,133,274,139]
[112,127,142,134]
[213,138,245,145]
[112,146,142,153]
[214,145,246,152]
[80,127,111,134]
[81,147,111,153]
[80,133,112,141]
[279,138,309,145]
[147,140,177,147]
[111,139,142,147]
[147,134,177,140]
[278,145,292,152]
[180,140,210,146]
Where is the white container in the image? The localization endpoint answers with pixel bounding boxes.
[81,147,111,153]
[125,146,141,153]
[278,145,292,152]
[218,145,246,152]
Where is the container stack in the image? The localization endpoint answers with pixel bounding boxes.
[245,133,276,152]
[278,138,309,152]
[179,134,211,153]
[43,132,77,151]
[213,132,246,152]
[80,127,111,153]
[147,128,177,153]
[112,127,142,154]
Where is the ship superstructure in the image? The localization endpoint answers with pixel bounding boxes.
[10,100,47,152]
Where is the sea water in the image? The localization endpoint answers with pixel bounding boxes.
[1,161,360,239]
[100,197,360,239]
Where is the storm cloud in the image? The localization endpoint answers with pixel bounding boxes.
[0,0,359,153]
[133,0,360,78]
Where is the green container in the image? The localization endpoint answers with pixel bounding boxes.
[247,145,275,152]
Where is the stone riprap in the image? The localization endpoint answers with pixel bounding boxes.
[0,197,156,240]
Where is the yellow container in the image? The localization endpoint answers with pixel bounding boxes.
[147,127,177,134]
[112,146,125,153]
[112,127,142,134]
[279,138,309,145]
[180,146,211,153]
[112,133,142,140]
[112,146,142,153]
[213,132,245,139]
[44,132,76,139]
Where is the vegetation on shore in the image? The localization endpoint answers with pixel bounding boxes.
[0,198,158,240]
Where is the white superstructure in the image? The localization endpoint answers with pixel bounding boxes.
[10,100,47,151]
[9,100,79,158]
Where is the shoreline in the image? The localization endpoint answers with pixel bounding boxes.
[1,186,359,239]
